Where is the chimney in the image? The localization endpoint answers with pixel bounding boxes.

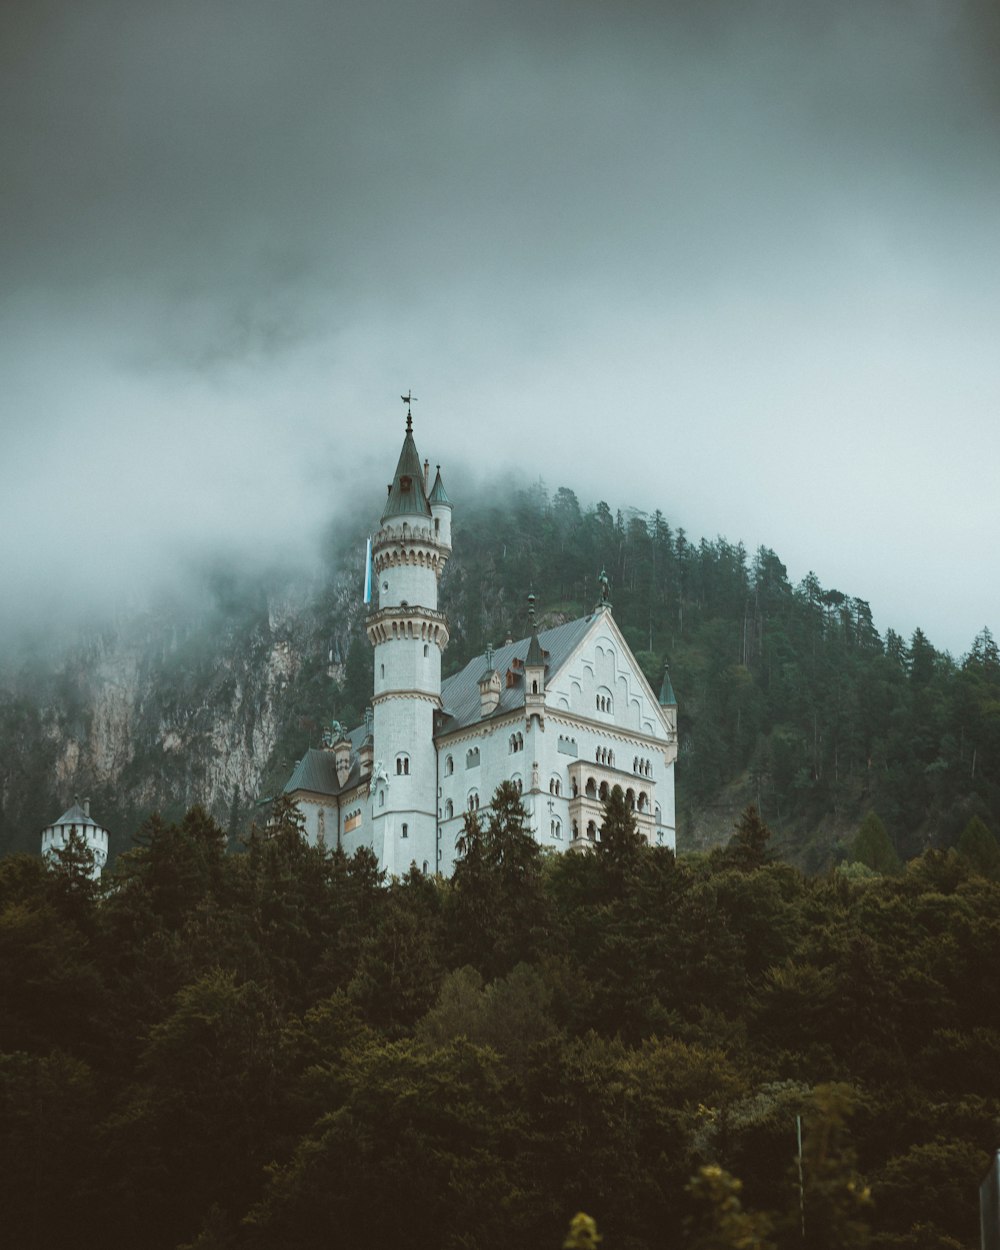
[423,459,430,491]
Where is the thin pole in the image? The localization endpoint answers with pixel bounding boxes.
[797,1113,806,1241]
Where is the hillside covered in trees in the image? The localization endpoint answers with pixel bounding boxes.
[3,790,998,1249]
[332,480,1000,866]
[1,477,997,869]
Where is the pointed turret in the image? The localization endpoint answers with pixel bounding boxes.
[381,413,433,523]
[524,593,546,725]
[429,465,451,506]
[658,664,677,707]
[429,464,452,550]
[479,642,501,717]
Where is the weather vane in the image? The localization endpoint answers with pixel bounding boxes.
[401,390,417,432]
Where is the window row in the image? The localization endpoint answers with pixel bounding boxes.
[633,756,652,776]
[548,777,562,796]
[509,732,524,753]
[395,755,410,775]
[596,694,613,713]
[595,746,615,766]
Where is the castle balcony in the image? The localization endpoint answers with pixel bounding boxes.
[373,523,451,574]
[366,604,450,649]
[566,759,656,847]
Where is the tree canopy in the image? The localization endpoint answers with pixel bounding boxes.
[1,789,997,1249]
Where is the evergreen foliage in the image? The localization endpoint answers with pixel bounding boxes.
[1,788,998,1249]
[851,812,901,876]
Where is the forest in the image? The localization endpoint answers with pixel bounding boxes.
[3,786,999,1250]
[327,480,1000,865]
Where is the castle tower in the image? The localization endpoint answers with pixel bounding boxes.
[365,409,450,874]
[41,797,109,880]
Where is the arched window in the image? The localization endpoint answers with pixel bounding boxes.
[599,781,609,801]
[423,860,429,873]
[531,680,538,693]
[585,777,597,798]
[401,823,408,839]
[466,747,480,769]
[445,755,454,775]
[638,792,648,812]
[396,754,410,775]
[423,643,429,657]
[445,799,454,819]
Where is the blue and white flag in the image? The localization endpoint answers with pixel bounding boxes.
[363,535,373,605]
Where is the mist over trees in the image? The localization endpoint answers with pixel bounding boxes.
[1,476,997,868]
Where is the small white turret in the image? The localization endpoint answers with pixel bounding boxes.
[478,644,501,717]
[429,464,452,551]
[41,797,109,880]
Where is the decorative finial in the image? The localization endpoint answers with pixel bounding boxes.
[486,641,494,671]
[527,591,536,627]
[401,390,417,433]
[598,567,610,602]
[363,706,373,738]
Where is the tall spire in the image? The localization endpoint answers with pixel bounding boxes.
[659,663,677,707]
[526,591,544,668]
[381,406,432,523]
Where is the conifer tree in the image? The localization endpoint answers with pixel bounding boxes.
[851,811,900,875]
[726,804,771,871]
[599,783,644,861]
[956,814,1000,879]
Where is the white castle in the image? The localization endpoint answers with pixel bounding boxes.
[284,410,678,875]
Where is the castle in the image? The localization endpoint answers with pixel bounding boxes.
[284,409,678,875]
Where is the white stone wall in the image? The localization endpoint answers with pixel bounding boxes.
[376,561,438,610]
[41,823,109,879]
[373,637,441,699]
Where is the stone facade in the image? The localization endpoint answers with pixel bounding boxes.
[284,416,677,875]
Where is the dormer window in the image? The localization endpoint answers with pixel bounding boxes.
[400,475,412,493]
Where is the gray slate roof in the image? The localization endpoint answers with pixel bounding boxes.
[428,466,451,506]
[284,723,367,799]
[48,803,103,831]
[438,614,595,733]
[283,614,597,797]
[381,424,433,522]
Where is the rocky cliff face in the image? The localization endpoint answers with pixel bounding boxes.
[0,563,364,864]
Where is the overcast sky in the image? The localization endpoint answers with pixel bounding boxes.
[2,0,998,655]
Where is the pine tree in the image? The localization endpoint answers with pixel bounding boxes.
[851,811,900,875]
[726,804,772,872]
